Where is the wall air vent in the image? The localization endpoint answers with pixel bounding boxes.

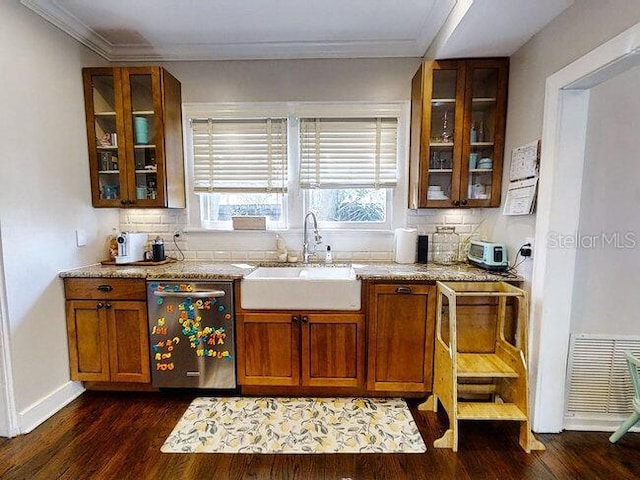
[564,334,640,431]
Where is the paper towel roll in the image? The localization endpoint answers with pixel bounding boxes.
[394,228,418,264]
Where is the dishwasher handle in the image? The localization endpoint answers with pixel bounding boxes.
[153,290,226,299]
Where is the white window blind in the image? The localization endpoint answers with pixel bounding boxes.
[299,117,398,189]
[191,118,288,193]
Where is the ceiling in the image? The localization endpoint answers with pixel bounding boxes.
[21,0,572,61]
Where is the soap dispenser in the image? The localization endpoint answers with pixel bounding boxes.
[325,245,333,263]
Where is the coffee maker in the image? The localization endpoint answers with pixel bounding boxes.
[115,232,147,264]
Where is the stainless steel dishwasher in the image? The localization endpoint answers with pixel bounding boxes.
[147,280,235,388]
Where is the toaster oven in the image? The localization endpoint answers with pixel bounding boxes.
[467,240,508,271]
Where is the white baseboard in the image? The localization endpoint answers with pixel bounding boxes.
[564,415,640,433]
[18,381,85,434]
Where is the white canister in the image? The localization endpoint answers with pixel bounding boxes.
[393,228,418,264]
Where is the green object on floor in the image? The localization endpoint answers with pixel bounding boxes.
[610,351,640,443]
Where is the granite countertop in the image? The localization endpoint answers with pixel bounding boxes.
[59,260,521,282]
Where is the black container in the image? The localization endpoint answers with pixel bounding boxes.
[152,242,165,262]
[417,235,429,263]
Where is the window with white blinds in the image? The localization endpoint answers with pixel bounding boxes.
[191,118,288,193]
[299,117,398,189]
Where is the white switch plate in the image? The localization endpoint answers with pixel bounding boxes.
[76,229,87,247]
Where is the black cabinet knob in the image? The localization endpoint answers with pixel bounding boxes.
[96,303,104,310]
[460,199,468,206]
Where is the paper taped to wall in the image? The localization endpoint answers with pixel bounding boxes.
[504,140,540,216]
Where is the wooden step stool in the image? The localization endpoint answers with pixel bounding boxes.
[419,281,545,453]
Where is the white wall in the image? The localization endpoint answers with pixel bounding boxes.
[163,58,421,103]
[0,1,118,433]
[485,0,640,283]
[570,65,640,334]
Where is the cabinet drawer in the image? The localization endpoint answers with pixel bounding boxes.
[64,278,147,301]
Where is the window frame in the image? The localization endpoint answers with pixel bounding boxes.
[183,102,409,233]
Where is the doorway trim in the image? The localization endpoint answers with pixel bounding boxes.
[0,225,18,437]
[531,22,640,432]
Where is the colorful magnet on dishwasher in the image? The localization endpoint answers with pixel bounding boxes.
[218,305,225,312]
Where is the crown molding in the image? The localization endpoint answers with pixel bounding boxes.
[20,0,426,61]
[107,39,424,62]
[21,0,113,59]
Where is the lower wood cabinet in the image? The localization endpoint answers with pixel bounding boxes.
[64,278,150,384]
[367,283,436,393]
[237,312,365,388]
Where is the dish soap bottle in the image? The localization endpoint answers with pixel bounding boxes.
[325,245,333,263]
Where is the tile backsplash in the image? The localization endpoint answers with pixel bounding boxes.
[119,208,488,262]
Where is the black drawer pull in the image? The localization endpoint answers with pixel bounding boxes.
[396,286,412,294]
[97,284,113,292]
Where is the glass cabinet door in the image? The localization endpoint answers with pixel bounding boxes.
[462,60,508,207]
[84,69,126,205]
[122,68,164,206]
[425,61,465,207]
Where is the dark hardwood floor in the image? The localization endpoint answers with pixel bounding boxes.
[1,391,639,479]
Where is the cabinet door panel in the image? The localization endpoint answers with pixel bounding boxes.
[461,59,509,208]
[107,301,150,383]
[367,284,435,392]
[302,314,364,388]
[66,301,110,382]
[121,67,165,207]
[238,313,299,386]
[82,68,127,207]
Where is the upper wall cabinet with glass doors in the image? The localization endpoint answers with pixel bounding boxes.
[82,67,185,208]
[409,58,508,208]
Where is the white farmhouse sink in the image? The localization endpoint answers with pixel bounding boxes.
[241,266,361,311]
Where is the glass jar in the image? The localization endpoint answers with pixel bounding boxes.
[432,226,460,265]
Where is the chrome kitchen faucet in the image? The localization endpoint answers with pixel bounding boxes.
[302,211,322,263]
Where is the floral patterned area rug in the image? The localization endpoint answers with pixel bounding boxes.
[161,397,427,454]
